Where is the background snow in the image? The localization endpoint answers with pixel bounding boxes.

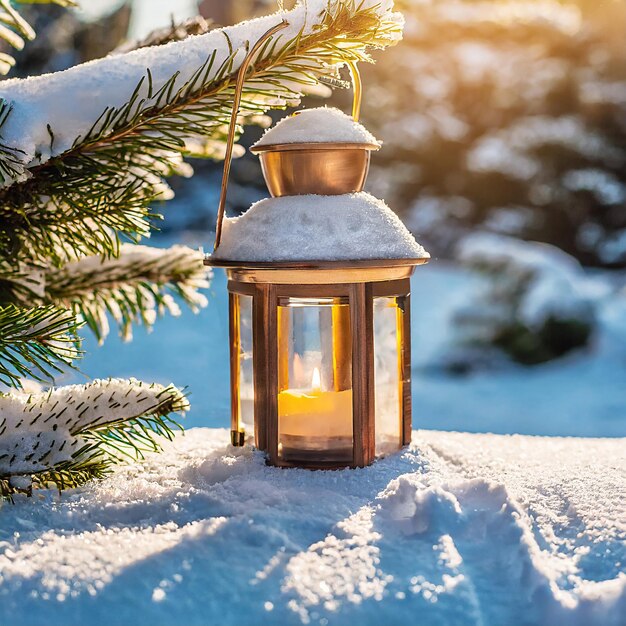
[70,232,626,438]
[455,232,595,331]
[0,428,623,626]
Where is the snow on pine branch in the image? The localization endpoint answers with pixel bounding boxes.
[0,0,402,177]
[0,378,187,483]
[0,0,402,268]
[45,244,210,342]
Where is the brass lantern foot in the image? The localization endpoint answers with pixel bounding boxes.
[231,429,245,447]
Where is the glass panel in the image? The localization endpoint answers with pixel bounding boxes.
[235,294,254,435]
[277,296,353,465]
[374,296,404,456]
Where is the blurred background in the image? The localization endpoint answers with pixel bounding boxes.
[4,0,625,437]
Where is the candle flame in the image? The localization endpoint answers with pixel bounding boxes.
[311,367,321,392]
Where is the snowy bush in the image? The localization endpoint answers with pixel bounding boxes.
[442,234,596,369]
[362,0,626,267]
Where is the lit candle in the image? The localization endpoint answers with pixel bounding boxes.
[278,367,353,461]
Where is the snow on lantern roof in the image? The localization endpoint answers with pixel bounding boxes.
[252,107,381,148]
[213,192,429,262]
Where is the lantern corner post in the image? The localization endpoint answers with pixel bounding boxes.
[350,282,376,468]
[228,291,245,446]
[252,282,279,464]
[251,283,266,453]
[401,289,412,447]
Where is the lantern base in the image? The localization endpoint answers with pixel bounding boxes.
[266,442,409,470]
[268,456,356,470]
[278,435,353,466]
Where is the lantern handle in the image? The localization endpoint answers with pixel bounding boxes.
[347,61,362,122]
[213,19,290,252]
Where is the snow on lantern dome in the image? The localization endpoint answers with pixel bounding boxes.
[205,26,429,469]
[213,192,429,262]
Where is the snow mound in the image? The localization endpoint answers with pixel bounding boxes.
[253,107,380,147]
[0,428,623,626]
[214,192,429,262]
[457,232,595,328]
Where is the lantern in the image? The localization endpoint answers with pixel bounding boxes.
[205,23,429,469]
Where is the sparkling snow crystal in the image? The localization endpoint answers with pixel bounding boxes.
[253,107,380,147]
[214,192,429,262]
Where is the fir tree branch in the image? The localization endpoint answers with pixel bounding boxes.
[0,0,402,266]
[0,0,35,51]
[0,257,46,304]
[114,15,213,54]
[0,304,81,388]
[0,98,27,185]
[46,244,210,342]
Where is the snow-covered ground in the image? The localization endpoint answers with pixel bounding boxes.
[70,235,626,438]
[3,247,625,625]
[0,428,623,626]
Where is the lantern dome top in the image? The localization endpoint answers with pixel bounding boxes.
[213,192,429,263]
[252,107,380,150]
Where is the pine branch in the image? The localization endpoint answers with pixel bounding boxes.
[0,240,210,344]
[0,304,81,388]
[46,244,210,342]
[0,0,35,66]
[0,256,46,304]
[0,377,187,498]
[0,0,403,266]
[0,0,73,76]
[0,99,27,185]
[0,161,160,266]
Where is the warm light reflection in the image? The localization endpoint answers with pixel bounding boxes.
[276,296,354,465]
[311,367,321,392]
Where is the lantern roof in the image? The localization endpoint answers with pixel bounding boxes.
[252,107,380,149]
[212,192,429,263]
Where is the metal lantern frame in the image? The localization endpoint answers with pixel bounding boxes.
[212,259,426,468]
[205,21,428,469]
